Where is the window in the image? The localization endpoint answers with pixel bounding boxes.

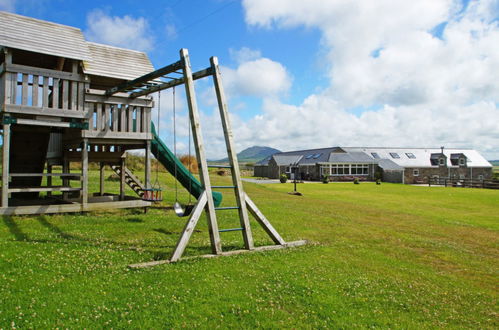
[313,153,322,159]
[439,158,445,166]
[478,175,484,180]
[305,154,314,159]
[459,174,465,179]
[285,166,291,173]
[406,153,416,159]
[371,152,380,159]
[389,152,400,159]
[459,158,465,166]
[413,169,419,176]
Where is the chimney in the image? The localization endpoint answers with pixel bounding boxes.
[440,146,444,154]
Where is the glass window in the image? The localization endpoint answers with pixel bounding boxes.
[313,153,322,159]
[413,169,419,176]
[439,158,445,166]
[406,153,416,159]
[331,166,337,175]
[389,152,400,159]
[478,175,484,180]
[371,152,380,159]
[459,158,465,166]
[363,165,369,175]
[305,154,314,159]
[351,166,357,174]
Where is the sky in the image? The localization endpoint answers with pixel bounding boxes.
[1,0,498,159]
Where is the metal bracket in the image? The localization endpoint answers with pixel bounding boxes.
[3,116,17,125]
[69,120,89,129]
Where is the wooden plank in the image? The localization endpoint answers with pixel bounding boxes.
[46,165,52,198]
[127,106,133,132]
[4,104,86,118]
[5,63,85,82]
[145,141,151,188]
[82,130,151,140]
[42,76,49,107]
[21,74,29,105]
[0,199,152,216]
[136,107,142,133]
[2,124,10,207]
[52,78,60,108]
[10,72,17,105]
[87,103,94,130]
[71,81,78,110]
[8,186,81,193]
[104,104,111,132]
[181,48,222,255]
[210,56,254,250]
[112,106,119,132]
[130,240,307,268]
[82,139,88,207]
[62,80,69,109]
[10,173,81,177]
[120,105,126,132]
[32,75,39,107]
[85,92,152,107]
[0,70,5,111]
[78,82,85,111]
[14,118,71,128]
[245,194,286,245]
[170,191,208,262]
[145,107,151,133]
[141,106,147,133]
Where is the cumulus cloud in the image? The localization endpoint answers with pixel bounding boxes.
[239,0,499,158]
[84,9,154,52]
[221,48,292,98]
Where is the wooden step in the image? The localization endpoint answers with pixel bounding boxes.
[8,186,81,193]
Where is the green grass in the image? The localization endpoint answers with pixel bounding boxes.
[1,172,498,328]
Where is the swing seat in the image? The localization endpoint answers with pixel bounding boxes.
[174,201,194,217]
[142,188,163,202]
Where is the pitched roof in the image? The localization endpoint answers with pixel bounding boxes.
[273,155,303,166]
[0,11,91,61]
[82,42,154,81]
[377,159,404,171]
[327,151,373,163]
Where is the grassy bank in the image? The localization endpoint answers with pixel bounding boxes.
[0,171,498,328]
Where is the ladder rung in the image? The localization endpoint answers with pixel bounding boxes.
[215,207,239,211]
[219,227,243,233]
[208,165,231,168]
[212,186,236,189]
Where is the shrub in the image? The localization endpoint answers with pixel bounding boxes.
[353,178,360,184]
[376,179,381,185]
[374,170,382,181]
[279,174,288,183]
[179,155,198,173]
[322,175,329,184]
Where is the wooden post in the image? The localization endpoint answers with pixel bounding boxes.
[210,56,254,250]
[145,141,151,189]
[99,162,105,196]
[120,155,126,201]
[62,155,69,200]
[81,139,88,207]
[47,165,52,197]
[2,124,10,207]
[181,48,221,254]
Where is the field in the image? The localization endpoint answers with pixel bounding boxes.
[1,170,498,328]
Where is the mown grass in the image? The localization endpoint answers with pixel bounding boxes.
[0,171,498,328]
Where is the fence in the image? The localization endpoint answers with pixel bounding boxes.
[428,177,499,189]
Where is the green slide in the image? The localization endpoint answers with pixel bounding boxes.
[150,123,222,207]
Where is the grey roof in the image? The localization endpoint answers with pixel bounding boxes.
[255,155,272,166]
[0,11,91,61]
[377,159,404,171]
[327,151,373,163]
[450,153,465,159]
[273,155,303,166]
[83,42,154,80]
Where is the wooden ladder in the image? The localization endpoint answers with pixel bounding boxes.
[110,165,145,197]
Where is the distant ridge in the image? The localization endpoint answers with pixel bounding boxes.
[490,160,499,166]
[214,146,281,163]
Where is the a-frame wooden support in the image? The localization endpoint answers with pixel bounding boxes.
[128,49,306,269]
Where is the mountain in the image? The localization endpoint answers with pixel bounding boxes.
[214,146,281,163]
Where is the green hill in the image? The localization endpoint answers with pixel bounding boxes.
[215,146,281,163]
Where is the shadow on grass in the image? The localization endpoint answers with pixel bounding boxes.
[2,216,29,241]
[154,228,202,235]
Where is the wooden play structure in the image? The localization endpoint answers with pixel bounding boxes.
[0,12,305,264]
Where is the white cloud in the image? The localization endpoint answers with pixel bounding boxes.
[221,48,292,98]
[84,9,154,52]
[0,0,15,11]
[239,0,499,158]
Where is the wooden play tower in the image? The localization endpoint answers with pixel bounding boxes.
[0,12,305,263]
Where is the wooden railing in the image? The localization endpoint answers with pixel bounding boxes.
[428,177,499,189]
[0,63,88,118]
[83,89,153,140]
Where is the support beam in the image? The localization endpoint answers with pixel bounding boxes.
[145,141,151,189]
[129,67,213,99]
[47,165,52,197]
[105,60,183,96]
[81,139,88,207]
[119,156,126,201]
[181,48,221,255]
[99,162,105,196]
[2,124,10,207]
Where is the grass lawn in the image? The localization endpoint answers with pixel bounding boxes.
[1,171,498,328]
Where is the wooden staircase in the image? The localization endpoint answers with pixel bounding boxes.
[110,165,145,197]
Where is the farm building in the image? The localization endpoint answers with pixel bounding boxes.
[254,146,493,183]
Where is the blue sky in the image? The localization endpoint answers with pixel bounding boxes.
[1,0,498,159]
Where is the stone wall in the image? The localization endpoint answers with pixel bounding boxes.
[404,166,493,184]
